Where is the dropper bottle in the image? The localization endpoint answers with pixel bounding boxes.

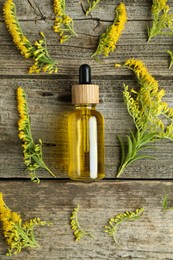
[68,64,105,181]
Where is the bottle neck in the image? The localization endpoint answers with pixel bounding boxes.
[75,104,96,110]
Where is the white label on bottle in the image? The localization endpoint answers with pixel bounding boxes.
[89,117,98,179]
[76,119,81,176]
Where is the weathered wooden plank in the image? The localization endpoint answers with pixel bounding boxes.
[0,0,152,21]
[1,15,173,76]
[0,180,172,259]
[1,18,173,46]
[0,0,172,22]
[1,0,173,259]
[1,78,173,179]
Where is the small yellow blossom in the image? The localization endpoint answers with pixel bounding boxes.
[92,2,127,59]
[70,205,95,241]
[17,87,56,183]
[105,208,144,245]
[53,0,77,43]
[0,192,51,256]
[3,0,33,58]
[115,63,121,67]
[3,0,58,73]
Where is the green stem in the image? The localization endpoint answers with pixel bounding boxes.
[32,156,56,178]
[162,207,173,212]
[66,24,78,37]
[84,231,96,240]
[37,55,55,64]
[86,0,101,15]
[112,232,120,246]
[42,161,56,178]
[117,160,130,178]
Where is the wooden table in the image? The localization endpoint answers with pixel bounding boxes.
[1,0,173,259]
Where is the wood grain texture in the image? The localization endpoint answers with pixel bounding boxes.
[1,0,173,258]
[0,18,173,76]
[1,78,173,179]
[0,0,173,76]
[0,0,153,21]
[0,180,172,259]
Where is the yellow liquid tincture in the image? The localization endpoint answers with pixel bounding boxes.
[68,64,105,181]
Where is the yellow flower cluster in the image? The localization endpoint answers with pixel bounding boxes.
[0,193,51,256]
[3,0,33,58]
[148,0,173,42]
[17,87,56,183]
[3,0,58,74]
[17,87,29,140]
[105,208,144,245]
[115,59,173,177]
[28,32,58,74]
[152,0,168,15]
[70,205,95,241]
[53,0,77,43]
[123,59,159,91]
[92,2,127,59]
[118,59,173,138]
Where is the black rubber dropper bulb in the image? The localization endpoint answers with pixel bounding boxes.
[79,64,92,84]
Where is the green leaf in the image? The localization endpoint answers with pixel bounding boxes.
[117,135,125,166]
[138,132,157,148]
[167,50,173,69]
[126,135,133,161]
[161,193,173,211]
[162,193,168,210]
[129,129,136,147]
[137,145,156,152]
[128,154,156,166]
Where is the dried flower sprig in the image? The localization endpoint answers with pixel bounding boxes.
[85,0,101,16]
[91,2,127,60]
[147,0,173,42]
[162,193,173,211]
[17,87,56,183]
[3,0,58,74]
[115,59,173,177]
[105,208,144,245]
[70,205,95,241]
[0,192,52,256]
[53,0,77,43]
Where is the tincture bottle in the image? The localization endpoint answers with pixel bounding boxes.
[68,64,105,181]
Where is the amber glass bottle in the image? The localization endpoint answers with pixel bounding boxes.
[68,64,105,181]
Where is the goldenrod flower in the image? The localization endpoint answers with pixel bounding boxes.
[3,0,58,74]
[115,59,173,177]
[53,0,77,43]
[147,0,173,42]
[17,87,56,183]
[105,208,144,245]
[92,2,127,59]
[70,205,95,241]
[3,0,33,58]
[0,192,51,256]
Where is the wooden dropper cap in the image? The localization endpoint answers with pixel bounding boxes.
[72,64,99,104]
